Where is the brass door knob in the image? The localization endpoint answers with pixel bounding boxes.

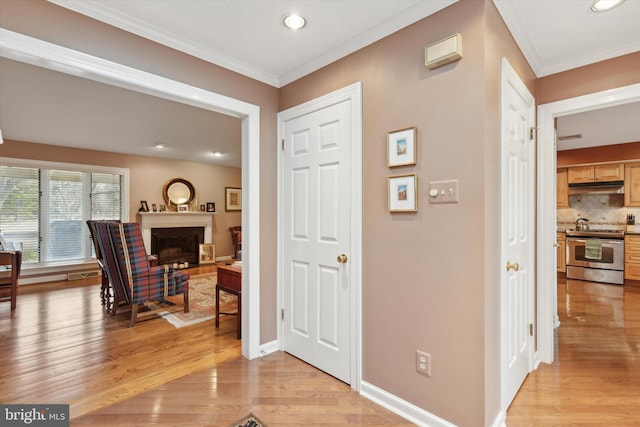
[506,261,520,272]
[337,254,348,263]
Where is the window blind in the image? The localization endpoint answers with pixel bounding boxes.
[0,164,124,266]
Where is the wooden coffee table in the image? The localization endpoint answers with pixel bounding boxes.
[215,265,241,339]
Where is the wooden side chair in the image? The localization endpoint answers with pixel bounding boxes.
[96,221,189,327]
[87,220,119,313]
[0,249,21,311]
[229,226,242,259]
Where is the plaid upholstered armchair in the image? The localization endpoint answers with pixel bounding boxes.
[93,221,189,327]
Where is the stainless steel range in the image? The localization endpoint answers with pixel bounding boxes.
[565,229,624,285]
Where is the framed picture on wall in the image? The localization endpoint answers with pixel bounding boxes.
[206,202,216,212]
[387,126,417,167]
[225,187,242,211]
[388,174,417,212]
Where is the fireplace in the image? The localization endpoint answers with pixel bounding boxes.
[137,212,214,264]
[151,226,204,266]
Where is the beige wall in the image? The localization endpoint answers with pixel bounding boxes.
[537,51,640,104]
[1,138,241,257]
[0,0,280,343]
[280,0,534,425]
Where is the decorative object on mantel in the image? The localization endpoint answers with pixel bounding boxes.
[387,126,417,168]
[177,204,189,212]
[139,200,149,212]
[207,202,216,212]
[162,177,196,210]
[152,203,158,212]
[199,204,205,211]
[226,187,242,211]
[388,174,418,212]
[159,204,166,212]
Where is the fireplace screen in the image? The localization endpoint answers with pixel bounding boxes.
[151,226,204,266]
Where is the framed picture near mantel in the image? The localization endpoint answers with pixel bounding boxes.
[387,126,417,168]
[225,187,242,211]
[388,174,417,212]
[199,243,216,264]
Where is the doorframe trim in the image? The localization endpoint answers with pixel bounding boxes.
[276,82,363,389]
[537,82,640,364]
[0,28,262,359]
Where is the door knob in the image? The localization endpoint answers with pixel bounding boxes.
[337,254,348,263]
[506,261,519,272]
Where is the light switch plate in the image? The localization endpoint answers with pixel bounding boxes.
[428,179,459,204]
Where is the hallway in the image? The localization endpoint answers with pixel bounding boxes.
[507,277,640,425]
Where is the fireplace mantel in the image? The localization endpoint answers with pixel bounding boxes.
[137,212,214,254]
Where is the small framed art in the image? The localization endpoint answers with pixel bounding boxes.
[225,187,242,211]
[198,243,216,264]
[387,126,417,167]
[139,200,149,212]
[206,202,216,212]
[177,204,189,212]
[388,174,418,212]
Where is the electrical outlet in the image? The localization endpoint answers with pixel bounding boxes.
[416,350,431,376]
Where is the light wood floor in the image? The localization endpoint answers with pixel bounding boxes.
[0,265,413,426]
[507,276,640,425]
[4,270,640,426]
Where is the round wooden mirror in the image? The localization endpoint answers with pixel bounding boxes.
[163,178,195,207]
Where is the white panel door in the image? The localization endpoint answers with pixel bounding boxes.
[501,58,535,408]
[282,99,351,383]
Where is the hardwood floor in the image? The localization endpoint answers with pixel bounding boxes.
[5,268,640,426]
[507,276,640,426]
[0,265,413,426]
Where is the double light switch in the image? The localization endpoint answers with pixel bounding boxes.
[428,179,459,204]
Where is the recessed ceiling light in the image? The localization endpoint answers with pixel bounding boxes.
[282,13,306,30]
[154,142,165,148]
[212,151,223,157]
[591,0,625,12]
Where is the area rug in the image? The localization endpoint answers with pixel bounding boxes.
[147,274,238,328]
[230,413,265,427]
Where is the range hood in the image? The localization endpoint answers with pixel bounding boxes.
[568,180,624,195]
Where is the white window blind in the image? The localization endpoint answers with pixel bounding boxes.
[0,163,124,265]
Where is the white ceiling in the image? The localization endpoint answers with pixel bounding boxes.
[1,0,639,165]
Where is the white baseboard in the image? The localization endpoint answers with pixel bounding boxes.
[360,381,457,427]
[259,339,279,357]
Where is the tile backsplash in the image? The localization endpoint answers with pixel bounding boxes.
[557,194,640,230]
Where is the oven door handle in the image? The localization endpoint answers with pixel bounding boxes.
[567,238,623,245]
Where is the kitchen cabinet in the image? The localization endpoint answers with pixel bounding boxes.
[557,232,566,273]
[557,168,568,208]
[625,234,640,280]
[625,162,640,207]
[567,163,624,184]
[595,163,624,181]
